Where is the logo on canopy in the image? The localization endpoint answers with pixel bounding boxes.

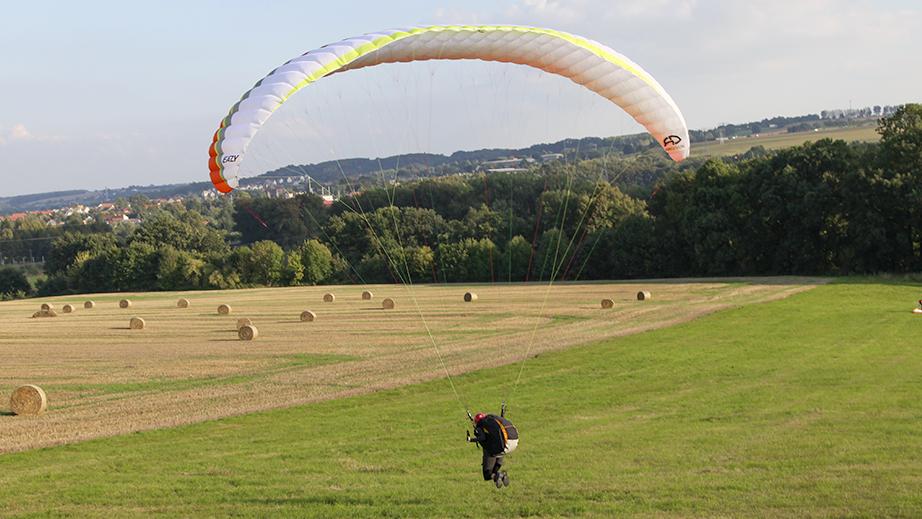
[663,135,683,147]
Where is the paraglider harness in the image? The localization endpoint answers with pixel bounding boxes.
[467,404,519,485]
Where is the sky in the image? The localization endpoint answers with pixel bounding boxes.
[1,0,919,197]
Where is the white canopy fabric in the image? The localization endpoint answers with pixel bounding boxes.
[209,25,690,193]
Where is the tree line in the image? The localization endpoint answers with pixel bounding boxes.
[1,104,919,299]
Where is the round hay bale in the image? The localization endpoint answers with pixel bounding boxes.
[463,292,478,302]
[300,310,316,322]
[40,303,54,312]
[238,324,258,341]
[637,291,652,301]
[10,385,47,416]
[217,304,232,315]
[177,298,190,308]
[236,317,253,330]
[361,290,373,301]
[382,298,395,310]
[32,309,58,319]
[62,304,75,314]
[119,299,132,309]
[323,293,335,303]
[129,317,146,330]
[601,298,614,309]
[84,301,96,309]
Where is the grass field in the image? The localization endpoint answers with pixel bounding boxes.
[0,279,920,517]
[694,125,880,157]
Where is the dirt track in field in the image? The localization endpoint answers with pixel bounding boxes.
[0,278,826,453]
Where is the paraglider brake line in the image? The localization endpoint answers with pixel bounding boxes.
[325,150,473,425]
[242,204,270,230]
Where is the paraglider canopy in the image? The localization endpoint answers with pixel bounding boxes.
[209,25,690,193]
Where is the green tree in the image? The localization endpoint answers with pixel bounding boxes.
[401,245,435,282]
[132,212,228,256]
[206,269,242,290]
[581,183,647,234]
[648,161,744,276]
[437,241,469,282]
[579,215,657,280]
[357,253,393,283]
[45,232,118,276]
[235,194,327,249]
[742,141,853,274]
[299,239,333,285]
[462,204,502,241]
[241,241,285,286]
[109,241,159,291]
[533,228,568,281]
[466,238,496,282]
[500,235,533,282]
[878,103,922,174]
[437,238,496,282]
[156,246,205,290]
[877,104,922,269]
[284,252,305,285]
[0,268,31,299]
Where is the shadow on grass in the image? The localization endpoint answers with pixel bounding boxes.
[0,411,15,417]
[834,275,922,286]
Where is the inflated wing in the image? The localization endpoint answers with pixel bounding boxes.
[209,25,690,193]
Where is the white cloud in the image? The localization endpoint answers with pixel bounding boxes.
[0,123,69,146]
[618,0,698,20]
[505,0,585,24]
[0,123,40,144]
[9,123,33,141]
[505,0,697,23]
[432,7,485,23]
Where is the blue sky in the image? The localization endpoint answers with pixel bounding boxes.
[1,0,919,196]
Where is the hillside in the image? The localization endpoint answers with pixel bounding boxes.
[0,111,884,215]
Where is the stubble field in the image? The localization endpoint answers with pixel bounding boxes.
[694,124,879,156]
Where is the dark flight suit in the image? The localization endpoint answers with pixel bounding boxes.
[470,414,519,481]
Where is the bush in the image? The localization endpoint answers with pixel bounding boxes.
[0,267,32,299]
